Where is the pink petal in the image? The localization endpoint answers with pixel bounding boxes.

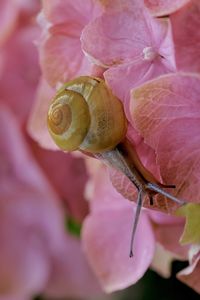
[153,222,188,258]
[177,246,200,293]
[130,73,200,150]
[31,143,89,223]
[0,105,65,243]
[82,203,155,292]
[156,119,200,203]
[0,106,66,297]
[0,0,18,46]
[105,53,174,122]
[82,169,155,292]
[42,0,101,24]
[144,0,191,16]
[130,73,200,209]
[39,24,92,87]
[149,210,184,225]
[40,0,102,86]
[0,189,50,297]
[98,0,143,12]
[44,234,102,299]
[81,10,174,68]
[171,0,200,73]
[0,297,29,300]
[0,23,40,125]
[27,78,58,150]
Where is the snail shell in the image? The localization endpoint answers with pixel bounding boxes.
[47,76,127,153]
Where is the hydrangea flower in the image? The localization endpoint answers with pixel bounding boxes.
[2,0,200,297]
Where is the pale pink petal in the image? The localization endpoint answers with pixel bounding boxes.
[153,221,188,259]
[82,10,175,133]
[44,234,102,299]
[81,10,175,68]
[0,106,66,297]
[0,0,18,46]
[0,105,65,245]
[86,165,129,212]
[39,24,93,87]
[98,0,143,12]
[82,203,155,292]
[42,0,101,24]
[130,73,200,149]
[177,246,200,293]
[0,297,29,300]
[82,169,155,292]
[40,0,102,86]
[31,143,89,223]
[105,55,174,122]
[0,189,50,297]
[130,73,200,210]
[144,0,191,16]
[171,0,200,73]
[156,119,200,204]
[149,210,184,225]
[0,24,40,125]
[27,78,58,150]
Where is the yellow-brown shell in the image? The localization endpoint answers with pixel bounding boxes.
[47,76,127,153]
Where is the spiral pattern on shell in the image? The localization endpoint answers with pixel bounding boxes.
[47,76,127,153]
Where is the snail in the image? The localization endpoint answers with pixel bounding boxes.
[47,76,185,257]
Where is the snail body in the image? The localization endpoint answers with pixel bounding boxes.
[47,76,185,257]
[48,76,127,153]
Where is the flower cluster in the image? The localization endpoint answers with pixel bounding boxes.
[1,0,200,299]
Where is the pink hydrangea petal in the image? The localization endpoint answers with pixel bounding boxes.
[171,0,200,73]
[0,0,18,46]
[0,106,67,297]
[0,296,29,300]
[44,234,102,299]
[82,203,155,292]
[39,24,92,87]
[149,210,184,225]
[177,247,200,293]
[144,0,191,16]
[86,165,130,212]
[98,0,143,13]
[82,167,155,292]
[0,189,50,297]
[81,9,174,68]
[130,73,200,210]
[0,105,65,245]
[40,0,102,86]
[27,78,58,150]
[130,73,200,149]
[105,55,174,122]
[156,119,200,204]
[154,222,188,258]
[0,23,40,125]
[42,0,101,25]
[31,143,89,223]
